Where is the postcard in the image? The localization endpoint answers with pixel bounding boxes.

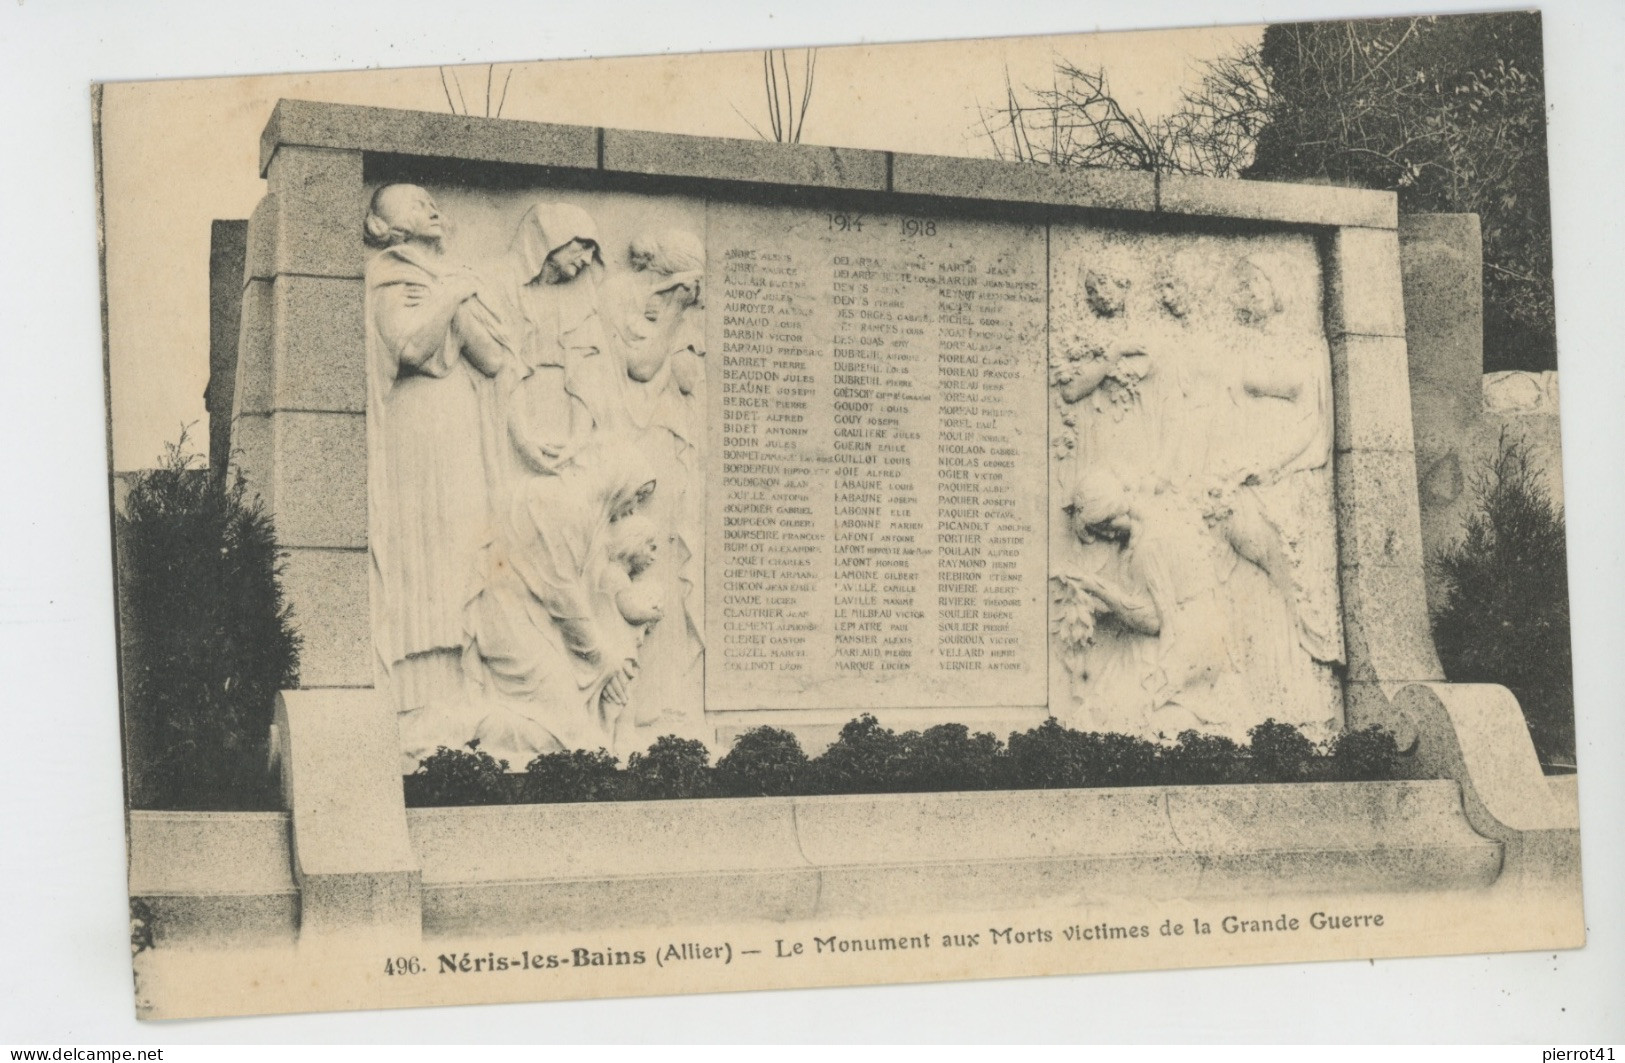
[98,12,1584,1020]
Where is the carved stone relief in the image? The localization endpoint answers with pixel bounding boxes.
[364,185,708,769]
[1048,227,1345,742]
[363,184,1346,765]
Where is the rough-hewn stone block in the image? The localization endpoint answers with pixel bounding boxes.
[1339,560,1443,683]
[262,99,598,176]
[280,547,371,688]
[271,412,367,549]
[273,276,366,413]
[244,191,366,282]
[1335,449,1429,569]
[602,128,887,190]
[273,689,420,940]
[1326,226,1406,338]
[890,153,1155,212]
[232,278,275,416]
[1159,173,1396,229]
[266,145,362,200]
[1331,334,1417,453]
[227,411,273,511]
[126,811,299,948]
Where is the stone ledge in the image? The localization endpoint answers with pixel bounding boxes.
[1160,172,1396,229]
[261,99,598,177]
[406,781,1499,936]
[890,153,1154,213]
[257,101,1406,229]
[1393,684,1580,889]
[603,128,887,190]
[127,811,298,948]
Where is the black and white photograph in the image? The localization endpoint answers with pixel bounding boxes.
[5,0,1623,1043]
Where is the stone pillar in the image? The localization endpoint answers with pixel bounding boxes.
[1398,213,1485,613]
[231,145,370,689]
[1326,224,1445,742]
[205,219,247,483]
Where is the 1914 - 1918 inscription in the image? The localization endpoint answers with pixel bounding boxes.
[704,205,1048,712]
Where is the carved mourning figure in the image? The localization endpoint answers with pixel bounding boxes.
[363,184,522,761]
[467,443,661,763]
[500,202,611,461]
[1049,242,1342,740]
[368,196,706,767]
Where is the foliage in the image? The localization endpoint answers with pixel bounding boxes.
[1327,725,1404,783]
[402,717,1405,805]
[1246,14,1554,370]
[713,726,808,797]
[521,748,624,804]
[982,50,1270,177]
[737,49,817,144]
[893,724,1009,793]
[1005,720,1164,789]
[115,431,300,811]
[801,714,906,795]
[987,13,1555,371]
[1161,730,1246,785]
[626,735,714,800]
[1245,718,1318,782]
[1431,432,1574,768]
[130,898,156,957]
[405,743,511,807]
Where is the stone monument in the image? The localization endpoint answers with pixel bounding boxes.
[162,101,1574,964]
[223,100,1459,768]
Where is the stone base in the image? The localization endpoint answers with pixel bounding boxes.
[406,781,1500,938]
[127,811,299,948]
[271,688,422,943]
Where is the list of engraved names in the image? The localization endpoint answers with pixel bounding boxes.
[704,205,1048,711]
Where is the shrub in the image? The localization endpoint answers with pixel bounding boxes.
[1327,725,1404,783]
[406,743,511,807]
[522,748,623,803]
[1245,719,1317,782]
[801,714,906,795]
[115,431,300,811]
[1162,730,1245,785]
[398,717,1403,805]
[714,727,808,797]
[1005,720,1161,789]
[626,735,713,800]
[893,724,1008,792]
[1431,432,1575,769]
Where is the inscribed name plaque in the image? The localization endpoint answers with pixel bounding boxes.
[704,205,1048,712]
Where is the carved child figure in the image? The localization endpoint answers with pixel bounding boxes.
[603,513,666,632]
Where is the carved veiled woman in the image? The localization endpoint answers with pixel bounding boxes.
[467,444,658,765]
[500,202,612,462]
[363,184,520,760]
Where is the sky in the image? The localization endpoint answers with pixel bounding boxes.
[100,24,1259,471]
